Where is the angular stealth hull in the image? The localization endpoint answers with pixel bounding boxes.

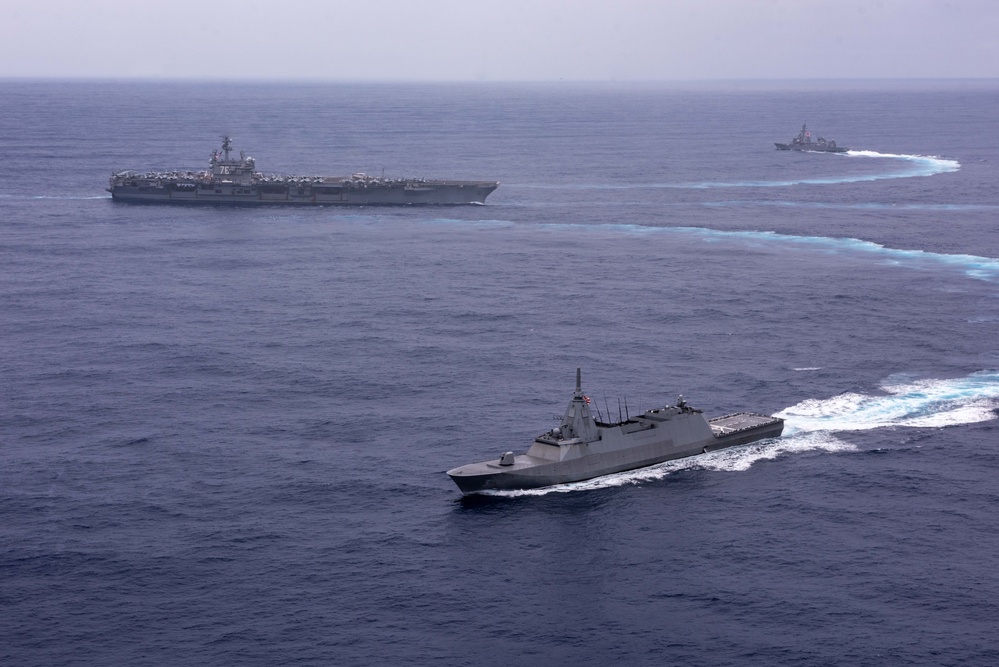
[447,370,784,495]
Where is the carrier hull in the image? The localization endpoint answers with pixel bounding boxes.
[109,179,497,205]
[108,136,499,206]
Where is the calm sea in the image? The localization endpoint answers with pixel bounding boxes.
[2,80,999,666]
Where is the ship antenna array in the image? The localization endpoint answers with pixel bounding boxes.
[596,397,631,424]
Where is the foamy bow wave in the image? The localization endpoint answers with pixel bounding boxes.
[481,432,852,497]
[777,371,999,434]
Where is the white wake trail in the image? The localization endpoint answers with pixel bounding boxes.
[484,371,999,497]
[776,371,999,434]
[508,150,960,190]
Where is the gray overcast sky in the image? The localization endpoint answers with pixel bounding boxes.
[2,0,997,81]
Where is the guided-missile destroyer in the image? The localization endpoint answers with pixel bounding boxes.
[108,136,499,205]
[447,368,784,494]
[775,123,848,153]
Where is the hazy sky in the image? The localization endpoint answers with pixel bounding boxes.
[2,0,997,81]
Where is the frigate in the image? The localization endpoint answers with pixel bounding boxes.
[447,368,784,494]
[108,136,499,205]
[775,123,848,153]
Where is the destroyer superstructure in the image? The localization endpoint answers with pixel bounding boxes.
[447,368,784,494]
[108,136,499,205]
[775,123,848,153]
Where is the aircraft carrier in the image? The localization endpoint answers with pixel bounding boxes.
[108,136,499,205]
[447,369,784,494]
[775,123,848,153]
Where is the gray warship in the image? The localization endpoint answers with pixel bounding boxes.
[447,369,784,494]
[108,136,499,205]
[775,123,848,153]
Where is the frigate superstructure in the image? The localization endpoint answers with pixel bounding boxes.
[108,136,499,205]
[446,368,784,494]
[775,123,848,153]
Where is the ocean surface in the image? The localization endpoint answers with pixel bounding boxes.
[2,80,999,666]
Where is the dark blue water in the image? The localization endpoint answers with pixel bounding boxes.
[3,81,999,666]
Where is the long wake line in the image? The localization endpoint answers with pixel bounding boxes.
[367,216,999,285]
[670,226,999,285]
[507,151,960,189]
[512,222,999,285]
[701,201,998,212]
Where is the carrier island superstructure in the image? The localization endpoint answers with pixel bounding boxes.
[447,369,784,494]
[108,137,499,205]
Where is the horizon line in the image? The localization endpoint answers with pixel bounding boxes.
[3,75,999,86]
